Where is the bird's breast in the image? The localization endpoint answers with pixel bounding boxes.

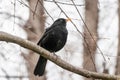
[42,29,67,52]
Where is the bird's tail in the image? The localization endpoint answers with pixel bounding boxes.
[34,56,47,76]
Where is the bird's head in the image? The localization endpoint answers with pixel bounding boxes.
[52,18,71,27]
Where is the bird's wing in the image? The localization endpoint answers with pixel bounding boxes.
[37,26,55,45]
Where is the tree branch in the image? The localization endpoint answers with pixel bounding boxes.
[0,31,119,80]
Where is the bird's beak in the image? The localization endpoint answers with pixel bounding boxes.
[66,18,71,22]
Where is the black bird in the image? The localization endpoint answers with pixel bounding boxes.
[34,18,70,76]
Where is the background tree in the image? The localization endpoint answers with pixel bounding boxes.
[83,0,98,80]
[24,0,46,80]
[116,0,120,75]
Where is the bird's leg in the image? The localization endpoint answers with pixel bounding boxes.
[53,52,58,57]
[53,52,57,56]
[52,52,61,59]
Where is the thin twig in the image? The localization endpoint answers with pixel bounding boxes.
[13,0,16,31]
[17,0,40,19]
[71,0,98,72]
[38,0,54,21]
[33,0,39,19]
[44,0,84,6]
[71,0,106,62]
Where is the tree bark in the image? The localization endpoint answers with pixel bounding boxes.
[83,0,98,80]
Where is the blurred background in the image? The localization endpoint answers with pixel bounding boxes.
[0,0,119,80]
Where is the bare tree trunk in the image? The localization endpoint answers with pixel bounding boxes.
[25,0,45,42]
[24,0,46,80]
[83,0,98,80]
[115,0,120,75]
